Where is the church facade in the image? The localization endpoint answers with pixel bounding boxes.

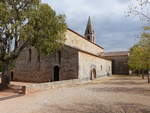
[12,17,112,83]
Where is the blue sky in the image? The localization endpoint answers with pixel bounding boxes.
[42,0,143,52]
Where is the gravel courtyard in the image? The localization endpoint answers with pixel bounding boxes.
[0,75,150,113]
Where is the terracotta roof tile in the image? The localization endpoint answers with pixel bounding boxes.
[104,51,129,57]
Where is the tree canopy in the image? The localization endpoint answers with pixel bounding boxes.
[128,45,144,70]
[127,0,150,22]
[127,0,150,71]
[0,0,67,87]
[128,33,150,72]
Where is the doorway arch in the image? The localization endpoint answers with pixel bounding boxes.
[53,66,59,81]
[90,68,96,80]
[93,68,96,78]
[10,71,14,81]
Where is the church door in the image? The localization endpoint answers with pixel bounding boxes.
[93,68,96,79]
[53,66,59,81]
[11,71,14,81]
[90,68,96,80]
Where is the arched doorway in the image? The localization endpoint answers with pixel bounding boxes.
[90,68,96,80]
[93,68,96,78]
[11,71,14,81]
[53,66,59,81]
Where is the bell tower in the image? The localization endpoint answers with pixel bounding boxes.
[84,16,96,43]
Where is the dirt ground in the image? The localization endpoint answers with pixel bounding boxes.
[0,75,150,113]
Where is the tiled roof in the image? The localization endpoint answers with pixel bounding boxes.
[65,45,111,61]
[104,51,129,57]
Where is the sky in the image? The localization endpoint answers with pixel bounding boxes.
[42,0,144,52]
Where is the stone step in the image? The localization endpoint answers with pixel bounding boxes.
[8,84,25,94]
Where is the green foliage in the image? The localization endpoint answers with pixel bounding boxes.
[141,32,150,69]
[127,1,150,82]
[0,0,67,72]
[128,45,144,70]
[23,4,67,55]
[144,26,150,30]
[128,32,150,71]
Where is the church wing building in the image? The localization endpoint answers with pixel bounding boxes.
[104,51,129,75]
[13,17,112,83]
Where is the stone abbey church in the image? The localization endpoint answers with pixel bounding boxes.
[13,17,112,83]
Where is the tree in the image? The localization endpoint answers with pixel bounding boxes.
[127,0,150,22]
[141,31,150,82]
[128,35,150,83]
[128,44,145,76]
[0,0,67,88]
[127,0,150,83]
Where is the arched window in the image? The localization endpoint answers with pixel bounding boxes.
[58,51,61,64]
[109,66,111,71]
[87,36,90,40]
[101,65,103,71]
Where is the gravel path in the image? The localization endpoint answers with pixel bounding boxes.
[0,75,150,113]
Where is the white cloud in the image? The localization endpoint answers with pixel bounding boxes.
[42,0,129,19]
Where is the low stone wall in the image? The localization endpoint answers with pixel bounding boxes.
[9,75,110,94]
[25,79,82,94]
[10,79,91,94]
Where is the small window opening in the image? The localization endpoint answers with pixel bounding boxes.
[87,36,90,40]
[29,48,32,62]
[58,51,61,64]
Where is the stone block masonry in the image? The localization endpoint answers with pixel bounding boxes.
[14,46,79,83]
[9,79,89,94]
[78,51,112,80]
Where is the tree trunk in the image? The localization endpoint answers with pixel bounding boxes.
[148,71,150,84]
[136,70,138,76]
[148,74,150,84]
[142,70,144,79]
[37,50,41,70]
[137,70,140,76]
[1,62,10,88]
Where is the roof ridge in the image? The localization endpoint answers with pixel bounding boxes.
[67,28,104,49]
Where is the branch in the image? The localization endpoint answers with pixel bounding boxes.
[17,0,30,11]
[8,40,28,61]
[132,9,150,20]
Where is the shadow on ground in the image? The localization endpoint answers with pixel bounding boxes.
[0,94,24,101]
[0,85,24,101]
[109,77,143,81]
[88,87,150,96]
[35,102,150,113]
[101,81,147,85]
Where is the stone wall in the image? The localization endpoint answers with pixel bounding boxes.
[105,56,129,75]
[78,51,112,80]
[14,46,78,83]
[13,29,110,83]
[65,29,104,56]
[60,46,79,80]
[23,79,82,94]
